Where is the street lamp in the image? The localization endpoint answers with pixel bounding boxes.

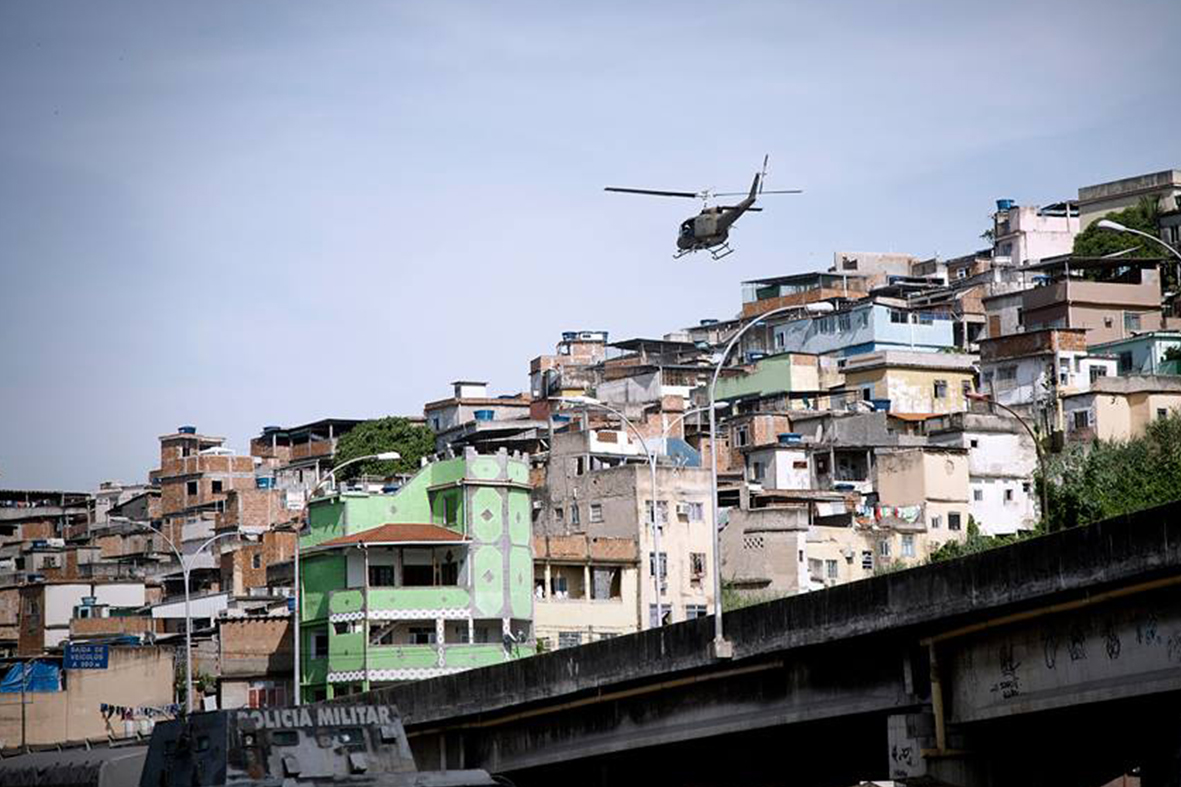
[135,523,240,714]
[965,392,1049,529]
[554,396,667,627]
[292,451,399,706]
[1097,219,1181,296]
[707,305,800,658]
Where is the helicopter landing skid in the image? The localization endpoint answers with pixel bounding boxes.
[673,242,734,261]
[708,242,734,261]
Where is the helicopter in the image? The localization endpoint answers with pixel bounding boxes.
[605,156,801,260]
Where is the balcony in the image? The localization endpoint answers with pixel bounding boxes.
[325,642,526,682]
[326,586,472,619]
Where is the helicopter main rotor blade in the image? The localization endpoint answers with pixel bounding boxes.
[712,189,803,197]
[604,187,700,199]
[720,206,763,212]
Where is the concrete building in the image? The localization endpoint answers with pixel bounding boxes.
[250,419,364,511]
[532,534,640,649]
[155,427,257,538]
[0,489,91,545]
[739,272,868,318]
[92,481,151,529]
[424,382,531,434]
[712,352,833,404]
[1077,168,1181,229]
[217,617,292,710]
[841,350,976,414]
[772,300,956,358]
[1062,375,1181,443]
[1020,258,1166,345]
[829,251,919,288]
[926,411,1039,535]
[979,329,1117,427]
[219,529,296,596]
[18,580,147,655]
[720,505,808,598]
[1089,331,1181,376]
[529,330,608,400]
[535,429,715,630]
[991,200,1079,266]
[299,449,533,701]
[982,288,1028,339]
[874,446,971,549]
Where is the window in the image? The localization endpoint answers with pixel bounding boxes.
[333,621,358,635]
[368,565,395,587]
[825,559,839,579]
[645,500,669,525]
[554,507,564,523]
[736,426,750,447]
[186,481,198,496]
[931,515,942,530]
[212,480,223,494]
[973,489,983,501]
[890,309,908,324]
[1158,408,1169,421]
[750,461,766,483]
[1016,308,1024,326]
[901,535,915,558]
[842,257,858,271]
[861,551,874,570]
[969,439,979,449]
[933,379,948,399]
[408,626,436,645]
[552,574,569,597]
[838,314,851,332]
[1072,410,1090,430]
[311,632,329,659]
[1124,312,1142,332]
[570,505,580,526]
[1004,489,1014,503]
[685,604,708,620]
[690,552,706,577]
[558,631,582,649]
[948,513,962,531]
[648,552,668,579]
[649,604,672,627]
[589,503,603,523]
[1091,366,1108,383]
[252,553,262,569]
[963,381,973,399]
[878,539,891,558]
[683,502,704,521]
[1119,352,1134,373]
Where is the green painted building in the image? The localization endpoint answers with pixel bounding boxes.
[298,448,534,701]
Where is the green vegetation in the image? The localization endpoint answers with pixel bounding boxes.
[1041,411,1181,531]
[1072,198,1160,259]
[333,417,437,480]
[721,585,784,612]
[928,516,1037,564]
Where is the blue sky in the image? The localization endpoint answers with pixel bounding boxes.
[2,1,1179,490]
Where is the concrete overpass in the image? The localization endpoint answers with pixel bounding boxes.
[363,501,1181,787]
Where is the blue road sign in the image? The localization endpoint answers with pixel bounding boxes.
[64,643,109,670]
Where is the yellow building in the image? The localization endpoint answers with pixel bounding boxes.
[842,351,976,414]
[532,535,640,649]
[1062,376,1181,443]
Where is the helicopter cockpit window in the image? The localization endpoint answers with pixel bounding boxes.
[680,220,694,236]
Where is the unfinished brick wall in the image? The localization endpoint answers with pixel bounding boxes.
[219,618,292,678]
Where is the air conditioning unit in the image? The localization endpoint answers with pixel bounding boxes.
[676,503,692,516]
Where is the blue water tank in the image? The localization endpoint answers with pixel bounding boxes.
[256,477,273,489]
[552,414,571,423]
[474,410,495,422]
[996,198,1015,211]
[777,433,803,445]
[872,398,892,412]
[178,425,196,435]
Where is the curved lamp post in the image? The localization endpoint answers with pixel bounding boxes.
[135,523,240,713]
[965,392,1048,529]
[1097,218,1181,314]
[708,305,802,657]
[292,451,400,706]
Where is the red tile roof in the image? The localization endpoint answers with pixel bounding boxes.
[319,523,468,547]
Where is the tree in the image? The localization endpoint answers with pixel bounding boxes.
[333,417,437,480]
[1042,411,1181,531]
[1072,197,1160,259]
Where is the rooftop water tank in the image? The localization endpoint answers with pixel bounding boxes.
[872,398,892,413]
[996,198,1015,211]
[178,425,197,435]
[473,410,495,422]
[777,433,803,445]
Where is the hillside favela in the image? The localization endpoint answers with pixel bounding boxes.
[3,4,1181,786]
[4,168,1181,785]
